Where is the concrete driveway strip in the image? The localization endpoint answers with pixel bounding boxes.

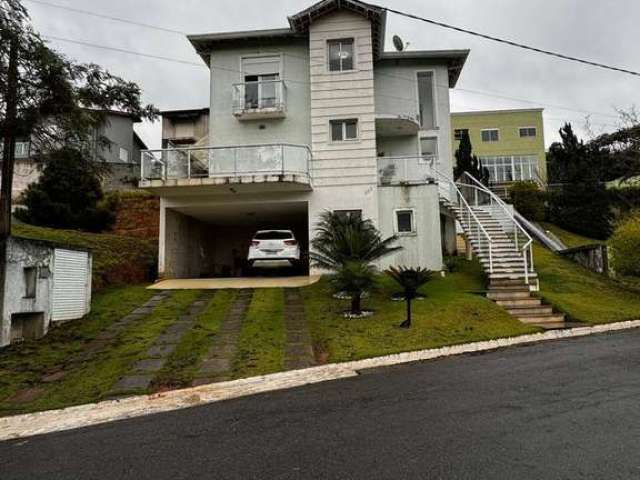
[2,327,640,478]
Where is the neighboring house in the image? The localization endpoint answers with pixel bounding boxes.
[0,237,92,348]
[2,110,147,200]
[451,108,547,194]
[161,108,210,148]
[140,0,468,278]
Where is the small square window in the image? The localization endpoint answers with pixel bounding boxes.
[454,129,469,141]
[395,210,415,234]
[330,119,358,142]
[328,39,354,72]
[24,267,37,299]
[481,129,499,142]
[519,127,537,138]
[119,147,130,163]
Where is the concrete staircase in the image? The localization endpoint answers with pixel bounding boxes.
[441,197,566,330]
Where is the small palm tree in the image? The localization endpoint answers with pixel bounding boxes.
[311,211,402,316]
[386,266,434,328]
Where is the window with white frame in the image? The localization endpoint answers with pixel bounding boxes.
[330,119,358,142]
[395,209,415,234]
[241,56,281,109]
[454,129,469,141]
[417,71,436,130]
[119,147,130,163]
[328,39,354,72]
[15,142,30,158]
[519,127,537,138]
[480,155,538,183]
[481,129,499,142]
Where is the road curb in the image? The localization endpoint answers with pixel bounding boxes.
[2,319,640,441]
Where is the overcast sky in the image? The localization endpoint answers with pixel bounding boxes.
[23,0,640,149]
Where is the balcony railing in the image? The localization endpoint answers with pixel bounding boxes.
[232,80,286,119]
[377,155,440,184]
[140,144,311,183]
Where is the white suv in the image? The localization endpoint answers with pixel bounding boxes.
[248,230,301,268]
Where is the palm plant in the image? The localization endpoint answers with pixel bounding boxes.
[385,266,434,328]
[311,211,402,316]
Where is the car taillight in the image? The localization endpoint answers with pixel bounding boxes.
[251,240,260,247]
[284,240,298,246]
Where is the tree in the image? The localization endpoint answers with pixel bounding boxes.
[546,123,612,239]
[385,266,433,328]
[310,211,402,316]
[454,130,490,184]
[0,0,157,314]
[16,147,114,232]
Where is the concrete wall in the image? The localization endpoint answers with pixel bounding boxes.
[1,238,54,348]
[378,184,443,271]
[162,112,209,146]
[208,41,311,147]
[162,208,209,278]
[98,114,138,164]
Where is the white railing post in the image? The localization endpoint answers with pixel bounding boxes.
[187,150,191,179]
[523,249,529,285]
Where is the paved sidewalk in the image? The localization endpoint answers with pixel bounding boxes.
[283,288,315,370]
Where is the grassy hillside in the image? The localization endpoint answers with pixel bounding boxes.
[13,221,157,291]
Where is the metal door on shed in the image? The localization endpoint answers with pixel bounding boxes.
[52,248,91,322]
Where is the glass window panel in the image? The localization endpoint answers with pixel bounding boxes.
[331,121,344,141]
[340,40,354,70]
[345,120,358,140]
[244,75,259,109]
[328,39,353,72]
[417,72,435,130]
[396,210,414,233]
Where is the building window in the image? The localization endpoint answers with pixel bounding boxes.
[15,142,30,158]
[119,147,130,163]
[328,39,354,72]
[454,129,469,141]
[24,267,37,299]
[244,73,280,109]
[481,129,499,142]
[330,119,358,142]
[334,209,362,221]
[519,127,537,138]
[480,155,538,183]
[395,209,415,234]
[420,137,438,163]
[417,71,436,130]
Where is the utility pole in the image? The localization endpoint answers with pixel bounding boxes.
[0,34,20,318]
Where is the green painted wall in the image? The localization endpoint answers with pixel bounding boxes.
[450,109,546,182]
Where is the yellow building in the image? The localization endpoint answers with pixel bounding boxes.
[450,108,546,187]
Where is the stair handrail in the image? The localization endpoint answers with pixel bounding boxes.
[457,172,535,284]
[432,168,494,273]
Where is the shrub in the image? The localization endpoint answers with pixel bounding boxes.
[610,212,640,277]
[16,147,114,232]
[509,181,546,222]
[547,183,612,240]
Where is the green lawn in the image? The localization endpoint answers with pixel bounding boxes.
[232,289,286,378]
[152,290,236,390]
[13,222,157,291]
[534,223,640,324]
[303,259,539,363]
[0,288,199,416]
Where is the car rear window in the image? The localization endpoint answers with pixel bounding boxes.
[254,231,293,240]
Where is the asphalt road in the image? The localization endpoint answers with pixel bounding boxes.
[3,329,640,479]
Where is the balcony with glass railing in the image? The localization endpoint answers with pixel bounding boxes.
[140,143,311,192]
[377,155,451,197]
[232,80,287,120]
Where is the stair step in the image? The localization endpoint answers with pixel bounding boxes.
[490,278,530,286]
[489,272,538,280]
[518,314,567,325]
[496,298,542,308]
[507,306,554,316]
[487,291,532,300]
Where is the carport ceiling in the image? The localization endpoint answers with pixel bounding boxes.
[172,201,307,226]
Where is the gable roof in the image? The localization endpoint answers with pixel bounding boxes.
[288,0,387,58]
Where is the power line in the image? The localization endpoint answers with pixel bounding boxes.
[24,0,186,35]
[374,3,640,78]
[31,2,627,121]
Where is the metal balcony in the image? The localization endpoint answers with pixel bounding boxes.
[232,80,287,120]
[140,143,312,192]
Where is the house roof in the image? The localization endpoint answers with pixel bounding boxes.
[160,108,210,119]
[288,0,387,58]
[451,108,544,117]
[378,49,470,87]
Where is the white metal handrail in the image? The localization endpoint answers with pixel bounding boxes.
[432,168,494,274]
[232,80,286,114]
[457,172,535,284]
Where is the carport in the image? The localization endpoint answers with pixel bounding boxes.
[161,201,309,279]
